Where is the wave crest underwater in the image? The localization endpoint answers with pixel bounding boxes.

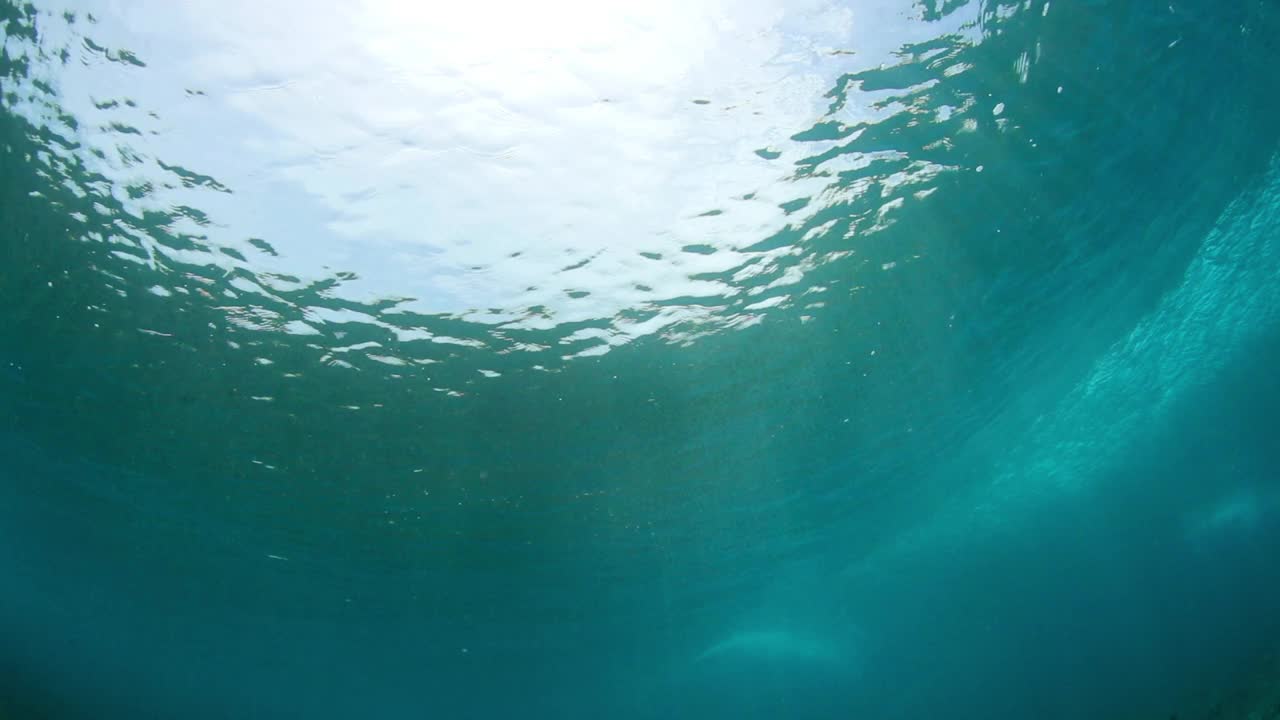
[3,0,1280,718]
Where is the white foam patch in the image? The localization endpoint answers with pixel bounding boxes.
[997,154,1280,497]
[694,629,843,665]
[850,153,1280,570]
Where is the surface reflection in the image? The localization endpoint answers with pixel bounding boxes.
[4,0,1024,370]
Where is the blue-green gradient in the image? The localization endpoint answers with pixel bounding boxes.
[3,1,1280,718]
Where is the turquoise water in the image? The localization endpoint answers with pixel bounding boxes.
[3,0,1280,717]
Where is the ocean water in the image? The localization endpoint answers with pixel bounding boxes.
[2,0,1280,718]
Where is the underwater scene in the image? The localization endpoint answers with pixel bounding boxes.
[2,0,1280,718]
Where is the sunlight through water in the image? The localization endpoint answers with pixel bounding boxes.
[6,0,996,371]
[4,1,1280,718]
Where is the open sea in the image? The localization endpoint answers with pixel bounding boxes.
[3,1,1280,718]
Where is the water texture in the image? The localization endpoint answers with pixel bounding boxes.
[2,1,1280,718]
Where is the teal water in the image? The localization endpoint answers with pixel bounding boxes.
[3,1,1280,718]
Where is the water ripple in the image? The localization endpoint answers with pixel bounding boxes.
[2,0,1031,385]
